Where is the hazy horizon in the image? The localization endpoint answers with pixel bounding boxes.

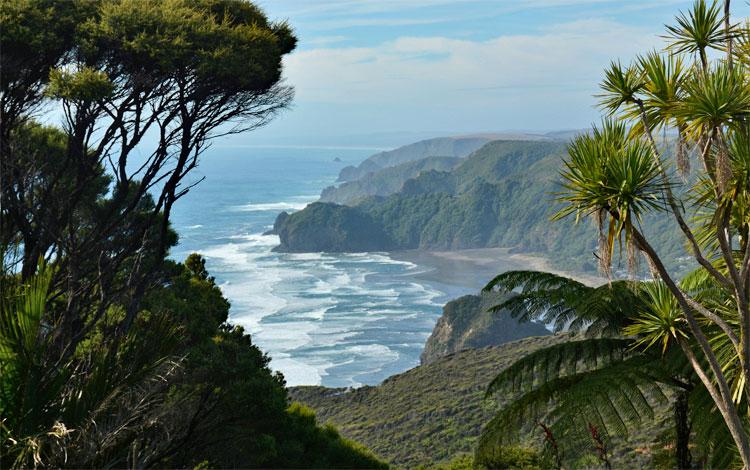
[229,0,750,147]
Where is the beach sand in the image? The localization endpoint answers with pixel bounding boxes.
[391,247,604,298]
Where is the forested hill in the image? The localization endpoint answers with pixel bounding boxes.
[336,136,491,182]
[273,139,689,274]
[321,156,462,205]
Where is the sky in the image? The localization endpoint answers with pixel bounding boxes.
[237,0,750,147]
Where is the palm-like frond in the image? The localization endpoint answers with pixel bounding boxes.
[479,354,670,466]
[555,125,671,277]
[624,281,690,354]
[624,51,688,137]
[597,61,645,115]
[677,62,750,138]
[0,263,184,467]
[664,0,728,60]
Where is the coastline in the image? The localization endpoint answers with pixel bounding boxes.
[390,247,604,296]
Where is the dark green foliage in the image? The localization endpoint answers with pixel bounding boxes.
[474,445,544,470]
[273,202,396,252]
[280,403,388,469]
[1,255,387,468]
[140,257,388,469]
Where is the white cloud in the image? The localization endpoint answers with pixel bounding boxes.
[283,18,659,107]
[261,0,688,32]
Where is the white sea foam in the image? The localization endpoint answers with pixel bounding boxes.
[185,224,204,229]
[195,227,451,388]
[230,201,310,212]
[285,252,335,262]
[226,233,279,246]
[269,355,327,386]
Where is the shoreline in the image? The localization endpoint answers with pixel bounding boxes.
[390,247,604,293]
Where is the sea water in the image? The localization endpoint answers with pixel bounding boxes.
[170,145,465,387]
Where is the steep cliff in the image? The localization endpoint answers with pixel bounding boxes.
[420,292,549,365]
[272,202,396,253]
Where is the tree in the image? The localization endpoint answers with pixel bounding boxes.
[479,270,739,467]
[547,0,750,464]
[0,0,296,360]
[0,253,388,468]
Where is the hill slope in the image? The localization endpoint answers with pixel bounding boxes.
[289,335,568,468]
[274,139,690,275]
[336,136,492,182]
[322,156,462,205]
[289,334,668,469]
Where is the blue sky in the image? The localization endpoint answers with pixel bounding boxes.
[241,0,750,146]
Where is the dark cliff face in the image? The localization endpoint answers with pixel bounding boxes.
[420,292,550,365]
[272,202,396,253]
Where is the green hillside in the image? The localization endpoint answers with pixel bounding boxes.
[289,335,668,469]
[322,156,462,205]
[275,139,689,275]
[337,136,492,182]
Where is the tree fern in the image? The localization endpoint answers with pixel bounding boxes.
[479,355,671,466]
[479,269,745,466]
[486,338,633,398]
[483,270,642,335]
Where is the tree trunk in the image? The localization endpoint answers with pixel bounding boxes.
[674,390,692,470]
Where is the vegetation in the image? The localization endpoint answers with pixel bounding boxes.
[336,136,492,182]
[479,271,732,468]
[479,0,750,466]
[272,202,396,252]
[321,156,462,205]
[0,1,385,467]
[277,140,687,275]
[290,334,669,469]
[290,335,568,469]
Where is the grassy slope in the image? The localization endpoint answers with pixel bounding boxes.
[289,334,669,469]
[290,335,564,468]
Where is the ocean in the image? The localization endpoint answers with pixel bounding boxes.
[170,145,490,387]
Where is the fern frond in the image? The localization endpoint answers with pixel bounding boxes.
[484,270,641,335]
[486,338,632,398]
[481,356,671,461]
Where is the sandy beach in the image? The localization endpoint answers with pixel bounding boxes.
[390,247,604,298]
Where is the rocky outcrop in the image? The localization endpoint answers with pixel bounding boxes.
[420,291,549,365]
[272,202,396,253]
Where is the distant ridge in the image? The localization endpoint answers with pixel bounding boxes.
[334,130,582,184]
[336,136,492,182]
